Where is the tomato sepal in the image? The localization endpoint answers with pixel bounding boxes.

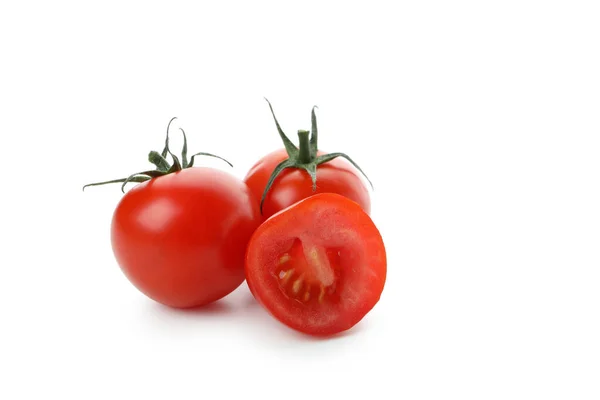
[83,117,232,192]
[260,99,373,213]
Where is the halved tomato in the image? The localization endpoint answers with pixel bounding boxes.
[245,193,387,336]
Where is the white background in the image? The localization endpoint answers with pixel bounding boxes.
[1,1,599,399]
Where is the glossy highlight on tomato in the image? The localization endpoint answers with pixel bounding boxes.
[245,193,386,336]
[112,168,260,308]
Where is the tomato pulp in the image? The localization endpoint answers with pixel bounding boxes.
[111,168,261,308]
[245,193,386,335]
[244,149,371,220]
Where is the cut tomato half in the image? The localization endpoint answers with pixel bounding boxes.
[245,193,387,336]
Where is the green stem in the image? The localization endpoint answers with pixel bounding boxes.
[148,151,171,172]
[297,130,312,164]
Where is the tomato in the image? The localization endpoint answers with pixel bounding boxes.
[245,193,386,336]
[245,149,371,220]
[244,100,372,220]
[111,168,260,308]
[85,118,261,308]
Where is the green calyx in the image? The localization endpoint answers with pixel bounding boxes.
[261,99,373,212]
[82,117,232,193]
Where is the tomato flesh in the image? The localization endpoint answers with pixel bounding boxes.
[244,149,371,220]
[245,193,386,335]
[111,167,261,308]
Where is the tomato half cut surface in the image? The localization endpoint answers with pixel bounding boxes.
[245,193,387,336]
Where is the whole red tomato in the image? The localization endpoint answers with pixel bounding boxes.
[85,119,260,308]
[244,100,372,220]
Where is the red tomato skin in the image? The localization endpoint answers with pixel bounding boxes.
[245,193,386,336]
[243,149,371,220]
[111,167,261,308]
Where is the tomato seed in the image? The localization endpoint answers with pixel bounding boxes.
[292,275,304,294]
[318,285,326,303]
[280,269,294,285]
